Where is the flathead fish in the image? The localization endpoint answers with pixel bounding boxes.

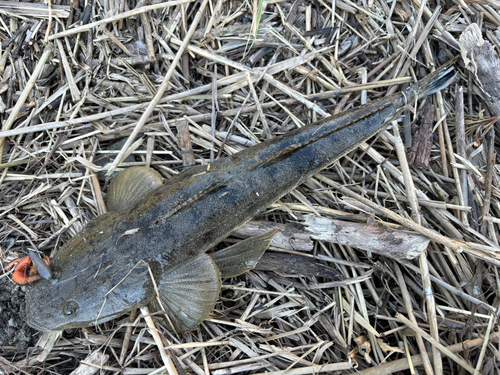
[26,63,455,332]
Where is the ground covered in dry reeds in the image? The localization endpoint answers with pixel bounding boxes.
[1,0,500,374]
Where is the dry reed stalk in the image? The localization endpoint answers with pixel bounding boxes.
[2,1,500,374]
[0,46,52,153]
[396,313,475,373]
[140,306,178,375]
[106,0,211,175]
[48,0,194,40]
[357,332,500,375]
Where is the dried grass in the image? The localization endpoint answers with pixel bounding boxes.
[1,0,500,374]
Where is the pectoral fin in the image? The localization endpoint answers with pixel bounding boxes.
[106,166,163,211]
[150,253,221,332]
[210,230,278,278]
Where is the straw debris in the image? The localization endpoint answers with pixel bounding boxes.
[1,0,500,374]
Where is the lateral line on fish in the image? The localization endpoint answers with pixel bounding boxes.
[150,179,227,227]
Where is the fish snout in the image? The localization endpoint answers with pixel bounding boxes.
[26,308,50,332]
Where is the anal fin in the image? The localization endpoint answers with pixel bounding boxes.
[150,253,221,332]
[210,230,277,278]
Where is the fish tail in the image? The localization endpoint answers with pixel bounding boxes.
[406,59,456,101]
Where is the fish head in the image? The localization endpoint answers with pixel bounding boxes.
[25,212,154,332]
[25,257,152,331]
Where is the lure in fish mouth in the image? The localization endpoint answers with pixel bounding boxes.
[23,62,456,333]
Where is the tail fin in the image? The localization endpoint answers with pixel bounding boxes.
[407,58,457,100]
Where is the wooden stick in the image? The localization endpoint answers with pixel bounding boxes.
[314,174,500,266]
[303,214,429,260]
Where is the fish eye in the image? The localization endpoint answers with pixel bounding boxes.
[62,301,79,316]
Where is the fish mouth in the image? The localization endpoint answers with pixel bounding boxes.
[26,313,52,332]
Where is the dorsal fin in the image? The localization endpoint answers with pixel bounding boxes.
[106,167,163,212]
[150,253,221,332]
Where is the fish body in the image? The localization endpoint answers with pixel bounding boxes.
[26,64,455,332]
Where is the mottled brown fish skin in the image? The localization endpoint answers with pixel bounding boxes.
[26,64,455,331]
